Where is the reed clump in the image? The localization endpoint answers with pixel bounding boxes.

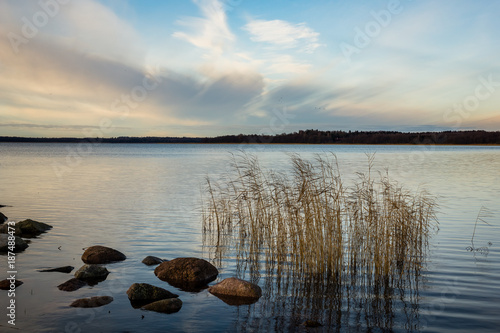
[203,153,438,330]
[203,153,437,283]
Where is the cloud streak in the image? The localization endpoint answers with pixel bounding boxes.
[244,19,322,53]
[172,0,234,55]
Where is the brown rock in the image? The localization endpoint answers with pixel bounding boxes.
[154,257,218,290]
[70,296,113,308]
[142,256,164,266]
[81,245,126,264]
[126,283,178,302]
[141,298,182,314]
[0,279,23,290]
[58,278,87,292]
[209,277,262,299]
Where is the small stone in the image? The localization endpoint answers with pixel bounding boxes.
[74,265,109,281]
[154,257,218,290]
[142,256,164,266]
[0,234,29,253]
[0,279,23,290]
[70,296,113,308]
[126,283,178,308]
[58,278,87,292]
[38,266,74,273]
[141,298,182,314]
[81,245,126,264]
[0,212,7,224]
[208,277,262,299]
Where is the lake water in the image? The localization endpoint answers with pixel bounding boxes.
[0,143,499,332]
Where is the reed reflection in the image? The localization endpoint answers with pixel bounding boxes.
[203,153,437,331]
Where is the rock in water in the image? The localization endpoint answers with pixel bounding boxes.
[38,266,74,273]
[141,298,182,314]
[0,279,23,290]
[81,245,126,264]
[0,212,7,224]
[0,234,29,253]
[70,296,113,308]
[126,283,178,302]
[154,257,218,291]
[74,264,109,282]
[142,256,164,266]
[16,219,52,237]
[58,278,87,292]
[208,277,262,299]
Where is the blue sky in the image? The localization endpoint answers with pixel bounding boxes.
[1,0,499,137]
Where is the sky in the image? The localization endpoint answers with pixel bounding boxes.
[0,0,499,138]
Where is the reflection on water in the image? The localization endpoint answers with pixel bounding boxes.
[203,153,437,332]
[0,143,499,332]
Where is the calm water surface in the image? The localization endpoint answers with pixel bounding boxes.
[0,143,499,332]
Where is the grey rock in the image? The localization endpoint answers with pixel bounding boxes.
[0,234,29,253]
[0,219,52,237]
[74,264,109,281]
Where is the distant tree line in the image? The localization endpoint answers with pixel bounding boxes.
[1,130,499,145]
[201,130,500,145]
[0,136,202,143]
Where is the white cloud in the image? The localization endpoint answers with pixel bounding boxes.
[244,19,322,53]
[172,0,234,55]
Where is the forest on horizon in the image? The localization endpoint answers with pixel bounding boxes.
[1,130,499,145]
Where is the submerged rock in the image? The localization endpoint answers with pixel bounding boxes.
[0,279,23,290]
[38,266,74,273]
[209,277,262,299]
[154,257,218,290]
[0,212,7,224]
[0,219,52,237]
[81,245,126,264]
[17,219,52,236]
[142,256,165,266]
[141,298,182,314]
[70,296,113,308]
[57,278,87,292]
[126,283,178,304]
[0,234,29,253]
[74,264,109,283]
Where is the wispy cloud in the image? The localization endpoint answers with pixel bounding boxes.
[244,19,322,53]
[172,0,234,55]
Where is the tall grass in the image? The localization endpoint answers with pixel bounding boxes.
[202,153,438,330]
